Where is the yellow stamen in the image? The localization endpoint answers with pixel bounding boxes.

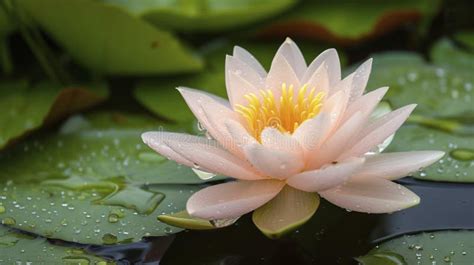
[236,84,325,140]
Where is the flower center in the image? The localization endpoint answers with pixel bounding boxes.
[235,83,325,140]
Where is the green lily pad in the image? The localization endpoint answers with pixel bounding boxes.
[455,31,474,50]
[0,79,107,150]
[0,112,218,244]
[103,0,297,32]
[158,210,215,230]
[431,37,474,71]
[357,231,474,265]
[16,0,202,75]
[134,40,344,123]
[365,46,473,182]
[258,0,440,45]
[0,226,112,264]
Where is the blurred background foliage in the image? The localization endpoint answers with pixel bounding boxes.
[0,0,473,264]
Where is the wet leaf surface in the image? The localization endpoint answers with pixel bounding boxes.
[0,226,111,264]
[17,0,203,75]
[103,0,297,32]
[0,80,107,150]
[359,230,474,265]
[0,112,218,244]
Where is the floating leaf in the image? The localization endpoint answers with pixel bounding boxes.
[158,211,215,230]
[0,79,107,150]
[17,0,202,75]
[103,0,297,32]
[0,112,219,244]
[364,48,473,182]
[258,0,440,45]
[431,37,474,71]
[0,226,111,264]
[358,231,474,264]
[455,31,474,50]
[134,40,344,122]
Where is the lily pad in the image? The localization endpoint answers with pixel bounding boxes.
[258,0,440,45]
[365,48,473,182]
[357,230,474,265]
[103,0,297,32]
[16,0,202,75]
[0,112,218,244]
[134,40,343,123]
[431,37,474,71]
[455,31,474,50]
[0,79,107,150]
[0,226,111,264]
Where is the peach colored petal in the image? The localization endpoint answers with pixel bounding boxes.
[244,142,304,180]
[142,132,195,168]
[306,112,365,169]
[319,90,349,132]
[303,48,341,86]
[143,131,264,180]
[266,49,300,99]
[355,151,445,180]
[287,157,365,192]
[232,46,267,77]
[292,114,330,153]
[260,127,303,155]
[320,177,420,213]
[329,72,353,97]
[342,87,389,123]
[274,37,307,78]
[225,55,264,107]
[187,180,285,220]
[223,119,258,149]
[339,104,416,159]
[303,62,330,95]
[348,58,372,102]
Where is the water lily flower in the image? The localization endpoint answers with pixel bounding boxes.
[142,38,444,238]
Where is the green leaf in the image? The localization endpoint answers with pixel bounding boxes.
[365,48,474,182]
[431,37,474,71]
[252,186,320,239]
[17,0,202,75]
[358,231,474,264]
[0,79,107,150]
[455,31,474,50]
[0,112,218,244]
[258,0,440,44]
[103,0,297,32]
[134,40,344,123]
[0,226,112,264]
[158,210,215,230]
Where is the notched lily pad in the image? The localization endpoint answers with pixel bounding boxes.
[0,79,107,150]
[257,0,440,45]
[17,0,202,74]
[358,231,474,265]
[103,0,297,32]
[0,112,218,244]
[0,226,111,264]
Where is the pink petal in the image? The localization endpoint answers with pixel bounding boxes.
[329,72,353,97]
[276,37,307,78]
[141,132,195,168]
[343,87,389,123]
[307,112,365,169]
[143,131,264,180]
[303,48,341,86]
[348,58,372,102]
[266,49,300,99]
[223,119,258,150]
[355,151,445,180]
[303,62,330,95]
[232,46,266,77]
[260,127,303,155]
[225,55,264,107]
[287,157,365,192]
[319,90,350,132]
[187,180,285,219]
[292,114,330,153]
[339,104,416,159]
[320,177,420,213]
[244,142,305,180]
